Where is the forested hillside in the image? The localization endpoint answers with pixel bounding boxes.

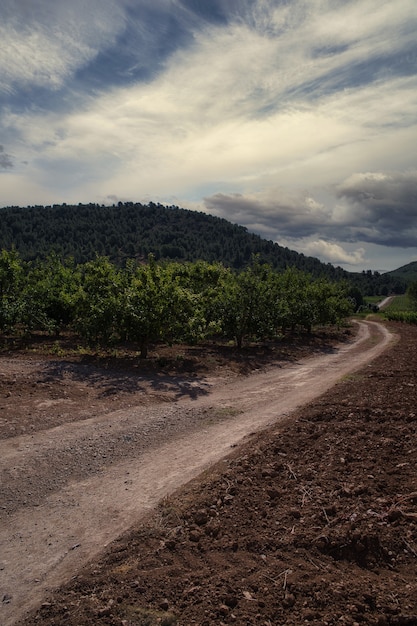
[0,202,407,295]
[386,260,417,285]
[0,202,341,275]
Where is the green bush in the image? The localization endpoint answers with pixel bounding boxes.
[384,311,417,325]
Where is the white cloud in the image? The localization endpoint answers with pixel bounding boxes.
[204,190,331,237]
[0,0,127,94]
[300,240,366,266]
[7,66,415,207]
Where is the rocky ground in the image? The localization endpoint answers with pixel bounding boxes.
[1,322,416,626]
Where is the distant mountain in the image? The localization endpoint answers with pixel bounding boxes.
[386,261,417,285]
[0,202,408,295]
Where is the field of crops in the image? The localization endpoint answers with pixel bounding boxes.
[382,294,417,324]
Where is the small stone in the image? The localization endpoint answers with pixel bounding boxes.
[283,593,296,608]
[160,598,170,611]
[267,488,280,500]
[387,509,402,523]
[303,609,316,621]
[193,510,209,526]
[219,604,229,616]
[98,606,112,617]
[189,530,202,543]
[224,594,238,608]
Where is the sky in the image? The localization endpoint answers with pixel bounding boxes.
[1,0,417,272]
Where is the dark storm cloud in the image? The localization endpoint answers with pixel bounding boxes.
[204,192,332,240]
[336,172,417,247]
[205,172,417,249]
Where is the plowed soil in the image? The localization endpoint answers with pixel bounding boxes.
[1,321,416,626]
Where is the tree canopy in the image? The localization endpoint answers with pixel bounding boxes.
[0,251,354,355]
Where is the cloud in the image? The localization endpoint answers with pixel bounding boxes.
[0,0,127,97]
[204,191,332,240]
[203,170,417,252]
[336,172,417,246]
[0,0,252,103]
[201,189,369,267]
[300,240,366,266]
[0,145,13,169]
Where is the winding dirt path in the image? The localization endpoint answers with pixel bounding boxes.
[0,321,394,626]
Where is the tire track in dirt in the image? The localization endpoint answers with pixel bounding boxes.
[0,321,394,626]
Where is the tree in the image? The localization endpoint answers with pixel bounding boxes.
[0,248,24,332]
[169,260,228,341]
[213,259,272,349]
[74,256,123,344]
[120,256,198,358]
[308,280,353,329]
[274,268,312,333]
[21,254,80,334]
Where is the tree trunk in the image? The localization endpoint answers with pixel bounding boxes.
[139,339,148,359]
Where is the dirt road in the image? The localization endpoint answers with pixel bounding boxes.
[0,320,393,626]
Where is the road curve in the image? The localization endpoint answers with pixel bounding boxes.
[0,320,394,626]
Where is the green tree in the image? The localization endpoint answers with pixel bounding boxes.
[21,254,80,334]
[274,268,313,333]
[308,280,353,329]
[121,256,197,357]
[213,260,271,349]
[74,256,123,344]
[169,260,228,341]
[0,248,24,332]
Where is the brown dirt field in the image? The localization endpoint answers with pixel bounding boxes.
[1,321,417,625]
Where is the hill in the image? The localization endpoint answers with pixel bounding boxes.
[386,260,417,285]
[0,202,343,277]
[0,202,408,295]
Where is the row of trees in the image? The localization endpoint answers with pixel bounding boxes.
[0,249,354,356]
